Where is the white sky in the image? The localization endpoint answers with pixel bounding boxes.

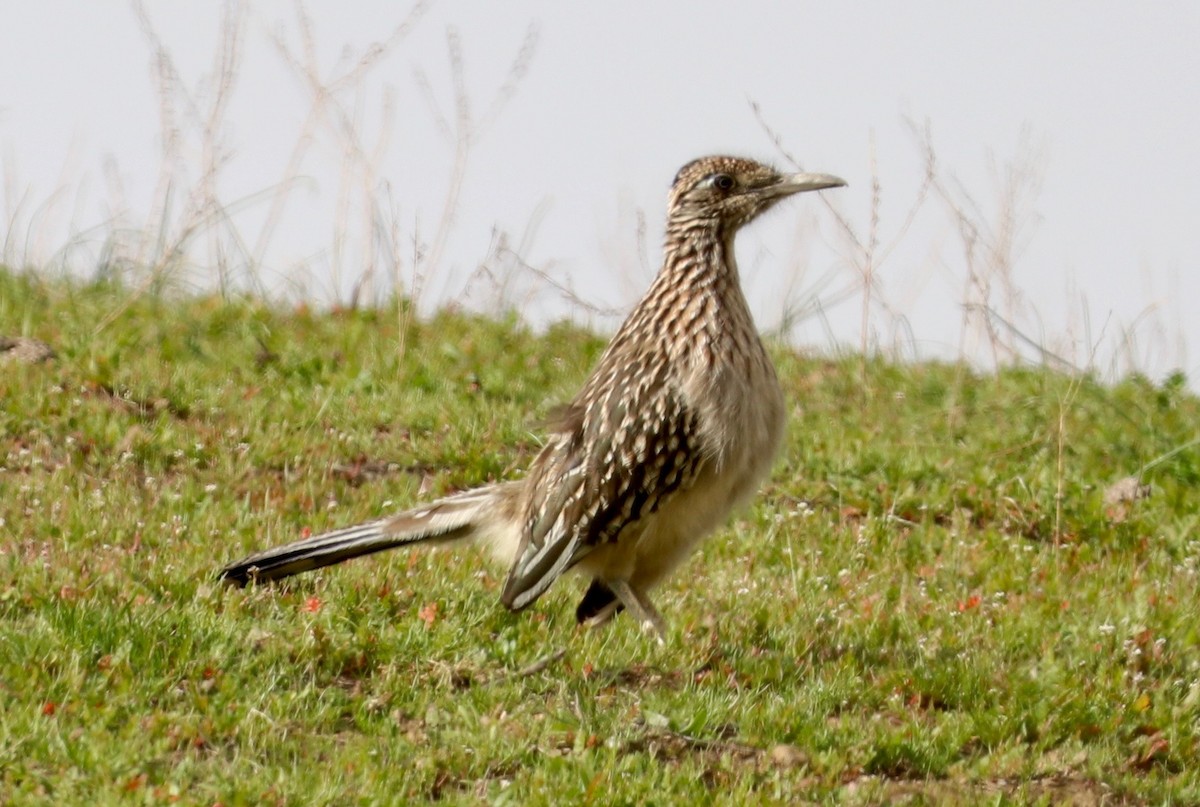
[2,2,1198,380]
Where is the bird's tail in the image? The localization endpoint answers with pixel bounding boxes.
[220,486,503,585]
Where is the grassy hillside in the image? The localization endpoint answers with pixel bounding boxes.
[2,268,1198,804]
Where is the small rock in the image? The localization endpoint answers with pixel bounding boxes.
[1103,476,1151,523]
[769,743,808,768]
[1104,476,1151,506]
[0,336,55,365]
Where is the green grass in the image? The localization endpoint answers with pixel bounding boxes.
[2,266,1199,804]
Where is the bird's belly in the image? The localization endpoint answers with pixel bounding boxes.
[578,381,784,592]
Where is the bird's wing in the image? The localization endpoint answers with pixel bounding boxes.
[500,355,705,611]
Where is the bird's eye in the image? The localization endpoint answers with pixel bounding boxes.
[711,174,735,191]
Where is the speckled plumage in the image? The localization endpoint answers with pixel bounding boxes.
[221,156,845,638]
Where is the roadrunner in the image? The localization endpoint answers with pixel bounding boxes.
[221,156,845,638]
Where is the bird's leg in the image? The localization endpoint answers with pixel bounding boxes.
[607,579,667,643]
[580,601,622,630]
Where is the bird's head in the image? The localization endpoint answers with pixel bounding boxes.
[667,155,845,231]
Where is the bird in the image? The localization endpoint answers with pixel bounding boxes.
[220,155,846,639]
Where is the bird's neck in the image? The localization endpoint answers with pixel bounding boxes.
[589,219,759,386]
[655,220,747,311]
[622,221,758,359]
[659,220,737,289]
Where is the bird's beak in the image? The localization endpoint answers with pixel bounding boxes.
[770,172,847,196]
